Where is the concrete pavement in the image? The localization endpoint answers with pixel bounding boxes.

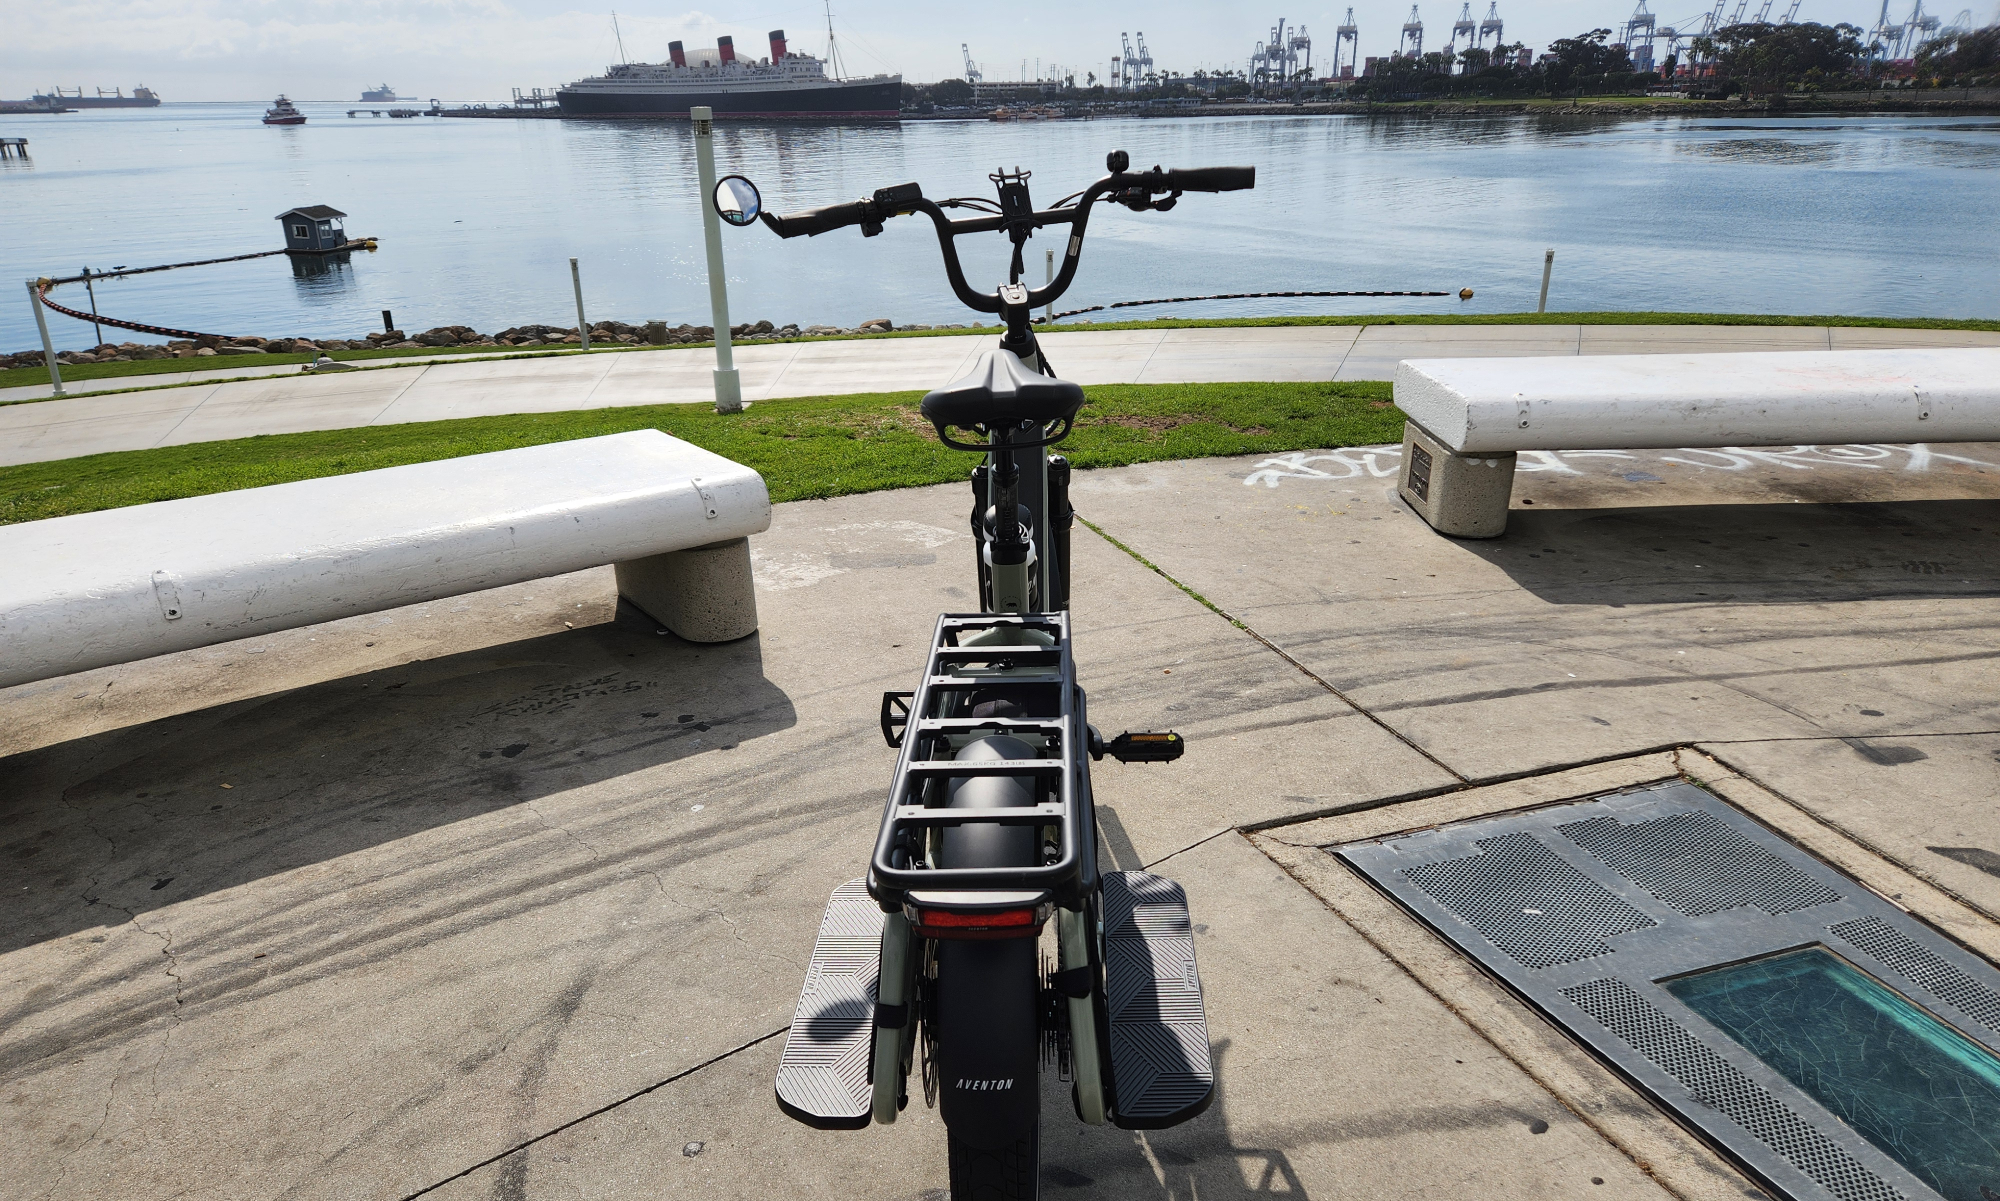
[4,436,2000,1199]
[8,323,2000,467]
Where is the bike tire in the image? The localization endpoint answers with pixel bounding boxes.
[947,1122,1039,1201]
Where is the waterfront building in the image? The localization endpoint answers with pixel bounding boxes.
[276,206,348,253]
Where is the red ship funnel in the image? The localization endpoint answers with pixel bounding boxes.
[718,35,735,63]
[668,40,686,67]
[769,29,787,60]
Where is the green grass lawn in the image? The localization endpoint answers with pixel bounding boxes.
[0,381,1401,526]
[9,309,1996,393]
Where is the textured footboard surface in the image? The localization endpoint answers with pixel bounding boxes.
[1102,870,1214,1129]
[775,879,883,1129]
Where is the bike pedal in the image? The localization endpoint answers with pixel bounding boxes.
[1101,871,1214,1129]
[879,691,913,748]
[774,879,883,1130]
[1103,730,1185,764]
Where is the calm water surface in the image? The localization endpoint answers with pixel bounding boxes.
[3,103,1997,351]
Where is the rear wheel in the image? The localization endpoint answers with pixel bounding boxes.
[947,1122,1039,1201]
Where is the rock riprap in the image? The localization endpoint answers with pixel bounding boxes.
[2,317,989,370]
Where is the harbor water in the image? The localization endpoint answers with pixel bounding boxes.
[3,102,1998,351]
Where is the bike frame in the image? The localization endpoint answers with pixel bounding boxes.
[760,155,1246,1162]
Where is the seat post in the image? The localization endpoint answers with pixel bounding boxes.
[983,431,1037,614]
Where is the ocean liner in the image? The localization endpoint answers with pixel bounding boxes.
[556,29,899,120]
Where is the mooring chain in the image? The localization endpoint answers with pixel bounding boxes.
[1044,288,1454,322]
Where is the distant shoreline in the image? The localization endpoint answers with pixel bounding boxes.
[18,92,1999,118]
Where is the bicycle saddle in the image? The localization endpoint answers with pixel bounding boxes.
[921,350,1085,440]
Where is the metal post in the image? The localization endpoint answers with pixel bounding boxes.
[691,105,742,414]
[1044,249,1054,322]
[569,258,591,351]
[82,267,104,346]
[1537,248,1554,314]
[381,308,394,332]
[26,279,65,397]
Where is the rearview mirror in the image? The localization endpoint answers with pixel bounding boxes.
[713,175,762,227]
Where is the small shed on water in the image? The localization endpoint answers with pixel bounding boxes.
[277,205,348,253]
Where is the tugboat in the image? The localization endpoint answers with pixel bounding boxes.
[263,96,305,125]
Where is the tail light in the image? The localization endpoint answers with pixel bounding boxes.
[910,904,1049,940]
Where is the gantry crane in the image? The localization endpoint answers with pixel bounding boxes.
[1336,7,1360,74]
[1622,0,1658,70]
[1450,2,1477,56]
[1400,5,1425,58]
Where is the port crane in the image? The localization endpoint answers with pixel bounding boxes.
[1399,5,1425,58]
[1133,32,1155,85]
[1477,2,1505,49]
[1249,17,1311,84]
[1450,2,1478,57]
[962,44,982,84]
[1336,7,1360,75]
[1870,0,1943,58]
[1621,0,1658,71]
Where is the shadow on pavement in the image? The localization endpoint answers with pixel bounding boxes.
[0,603,797,956]
[1040,1039,1312,1197]
[1467,499,2000,606]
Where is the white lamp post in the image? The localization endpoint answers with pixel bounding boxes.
[691,106,742,414]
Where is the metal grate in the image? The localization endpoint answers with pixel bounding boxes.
[1560,810,1841,918]
[1563,978,1905,1201]
[1342,781,1999,1201]
[1830,916,2000,1034]
[1402,832,1657,970]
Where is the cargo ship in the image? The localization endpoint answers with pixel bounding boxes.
[556,29,899,120]
[360,84,400,102]
[32,85,160,108]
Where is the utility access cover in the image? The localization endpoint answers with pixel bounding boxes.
[1338,781,2000,1201]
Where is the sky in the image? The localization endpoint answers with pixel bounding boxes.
[6,0,1994,103]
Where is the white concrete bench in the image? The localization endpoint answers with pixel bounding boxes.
[1392,347,2000,537]
[0,430,771,689]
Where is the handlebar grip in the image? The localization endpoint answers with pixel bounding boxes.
[771,199,869,238]
[1163,166,1256,192]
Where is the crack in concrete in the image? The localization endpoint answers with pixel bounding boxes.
[397,1027,788,1200]
[1077,516,1469,783]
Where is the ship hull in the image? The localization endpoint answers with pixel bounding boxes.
[33,96,160,108]
[556,78,899,120]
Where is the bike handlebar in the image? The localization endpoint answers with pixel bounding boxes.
[768,199,872,238]
[1160,165,1256,192]
[761,164,1256,315]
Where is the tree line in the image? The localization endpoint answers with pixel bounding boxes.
[900,21,1997,110]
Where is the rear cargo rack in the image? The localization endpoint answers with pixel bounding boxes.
[869,613,1095,907]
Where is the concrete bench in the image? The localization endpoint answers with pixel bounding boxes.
[1392,348,2000,537]
[0,430,770,689]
